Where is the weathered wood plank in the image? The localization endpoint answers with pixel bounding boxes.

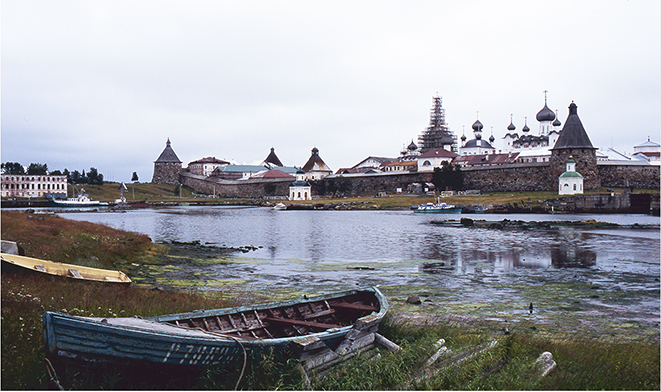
[374,333,402,352]
[263,317,339,330]
[332,302,379,312]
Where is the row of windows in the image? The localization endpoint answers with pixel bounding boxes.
[2,176,67,182]
[3,183,66,190]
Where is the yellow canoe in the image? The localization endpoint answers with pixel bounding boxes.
[1,253,131,284]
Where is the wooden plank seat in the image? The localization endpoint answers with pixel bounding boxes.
[171,318,266,339]
[303,309,335,320]
[331,302,379,312]
[263,316,339,330]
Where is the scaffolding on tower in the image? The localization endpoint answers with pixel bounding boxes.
[418,96,458,153]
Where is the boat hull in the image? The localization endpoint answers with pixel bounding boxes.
[43,287,387,366]
[413,207,462,213]
[49,200,101,207]
[1,253,131,284]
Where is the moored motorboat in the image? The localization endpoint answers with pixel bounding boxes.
[1,253,131,284]
[42,287,387,366]
[273,202,287,210]
[49,188,101,207]
[413,198,462,213]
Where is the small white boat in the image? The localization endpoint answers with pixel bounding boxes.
[273,203,287,210]
[49,188,100,207]
[414,198,462,213]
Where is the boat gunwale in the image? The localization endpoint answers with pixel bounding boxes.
[148,286,387,323]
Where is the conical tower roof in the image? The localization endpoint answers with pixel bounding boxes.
[302,147,331,172]
[264,147,284,166]
[552,102,595,150]
[154,138,181,163]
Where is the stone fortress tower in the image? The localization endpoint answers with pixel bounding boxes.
[152,138,182,185]
[549,102,598,190]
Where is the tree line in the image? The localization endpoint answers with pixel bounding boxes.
[1,162,104,185]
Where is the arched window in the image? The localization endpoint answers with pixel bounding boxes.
[573,184,577,191]
[423,160,431,166]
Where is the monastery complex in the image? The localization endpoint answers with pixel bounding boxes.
[151,94,659,200]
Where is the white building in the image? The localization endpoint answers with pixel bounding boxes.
[631,137,660,165]
[187,157,230,177]
[289,169,311,200]
[416,148,458,172]
[1,174,68,198]
[558,157,583,195]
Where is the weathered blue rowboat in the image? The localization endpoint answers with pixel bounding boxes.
[43,287,387,366]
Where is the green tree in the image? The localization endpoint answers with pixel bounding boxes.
[27,163,48,175]
[431,161,464,191]
[1,162,25,174]
[86,167,104,185]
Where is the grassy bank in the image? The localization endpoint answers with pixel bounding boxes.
[29,181,658,210]
[1,211,659,390]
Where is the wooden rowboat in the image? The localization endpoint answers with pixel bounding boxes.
[1,253,131,284]
[43,287,387,366]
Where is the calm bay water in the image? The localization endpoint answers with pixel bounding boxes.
[58,206,660,338]
[60,206,660,269]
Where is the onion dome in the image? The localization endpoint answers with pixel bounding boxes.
[460,133,467,142]
[522,117,530,133]
[489,134,495,143]
[407,140,417,150]
[507,114,516,131]
[472,119,483,132]
[440,134,455,145]
[536,102,556,122]
[553,110,561,127]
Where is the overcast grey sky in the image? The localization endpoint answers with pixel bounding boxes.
[2,0,660,182]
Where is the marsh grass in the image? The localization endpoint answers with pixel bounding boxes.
[1,211,152,267]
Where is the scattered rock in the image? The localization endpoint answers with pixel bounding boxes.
[406,295,422,305]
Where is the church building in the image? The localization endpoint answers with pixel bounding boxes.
[289,169,312,200]
[558,157,584,195]
[499,93,562,163]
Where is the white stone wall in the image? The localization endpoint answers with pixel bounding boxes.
[1,174,68,198]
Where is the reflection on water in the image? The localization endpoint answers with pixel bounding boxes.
[551,245,597,268]
[421,243,598,273]
[58,207,659,274]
